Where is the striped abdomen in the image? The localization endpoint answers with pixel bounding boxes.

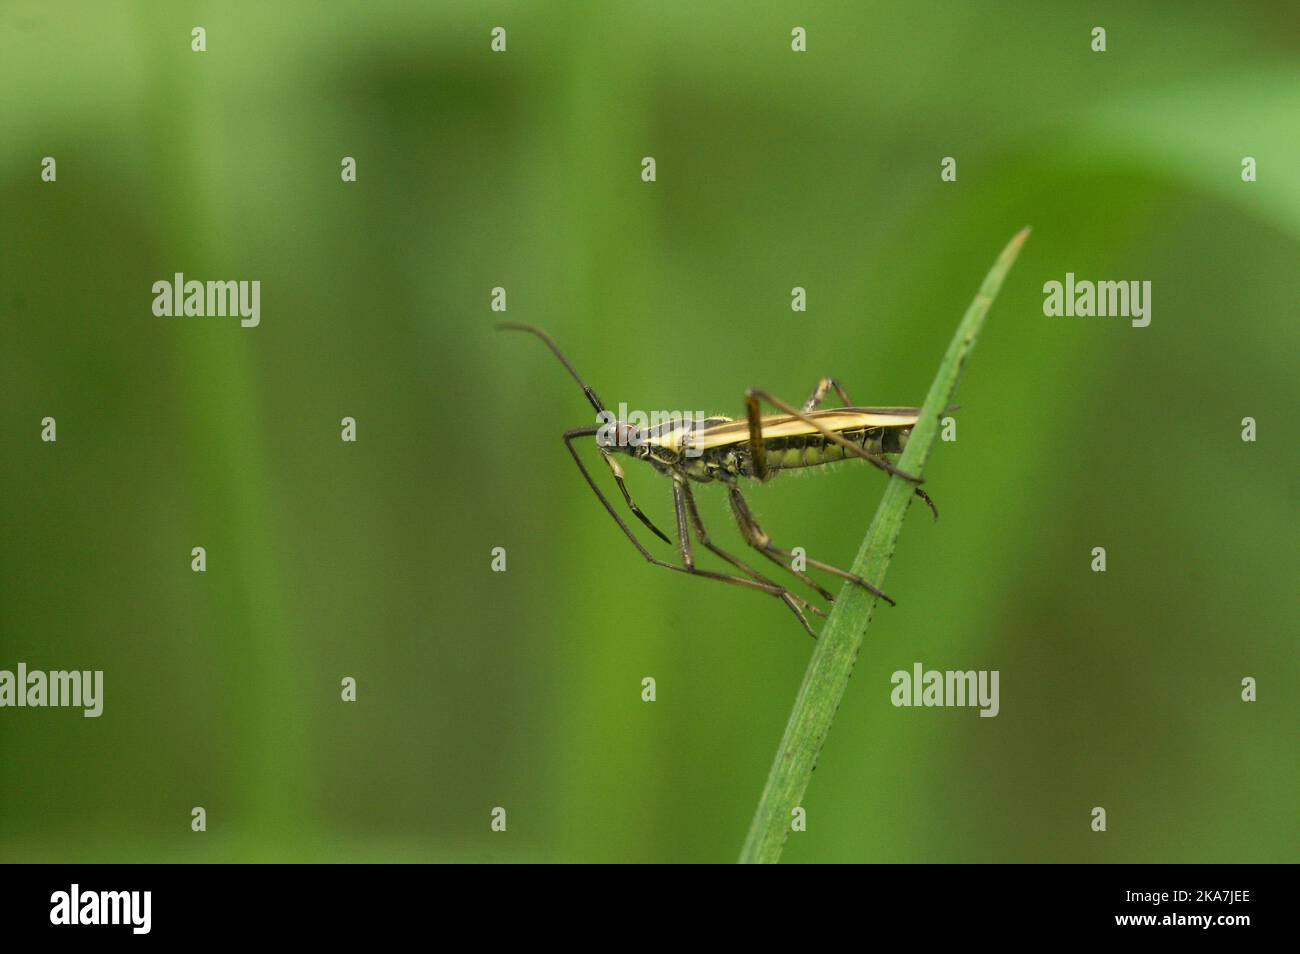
[741,426,908,476]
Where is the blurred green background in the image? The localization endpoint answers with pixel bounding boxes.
[1,1,1296,863]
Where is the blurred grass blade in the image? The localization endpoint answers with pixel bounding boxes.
[738,227,1031,864]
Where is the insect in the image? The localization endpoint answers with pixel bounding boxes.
[498,322,939,637]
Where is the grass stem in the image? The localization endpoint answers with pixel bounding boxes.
[738,227,1031,864]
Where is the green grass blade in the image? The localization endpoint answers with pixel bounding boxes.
[738,227,1031,864]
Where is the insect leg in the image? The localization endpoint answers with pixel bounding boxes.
[802,378,854,412]
[711,482,837,603]
[744,391,770,481]
[727,484,897,607]
[677,478,823,636]
[913,486,940,521]
[562,428,799,599]
[802,384,940,519]
[745,388,923,484]
[671,476,694,567]
[600,448,672,544]
[678,479,772,582]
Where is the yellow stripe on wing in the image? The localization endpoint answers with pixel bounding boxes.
[685,407,922,451]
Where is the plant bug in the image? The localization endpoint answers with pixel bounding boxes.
[497,322,939,637]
